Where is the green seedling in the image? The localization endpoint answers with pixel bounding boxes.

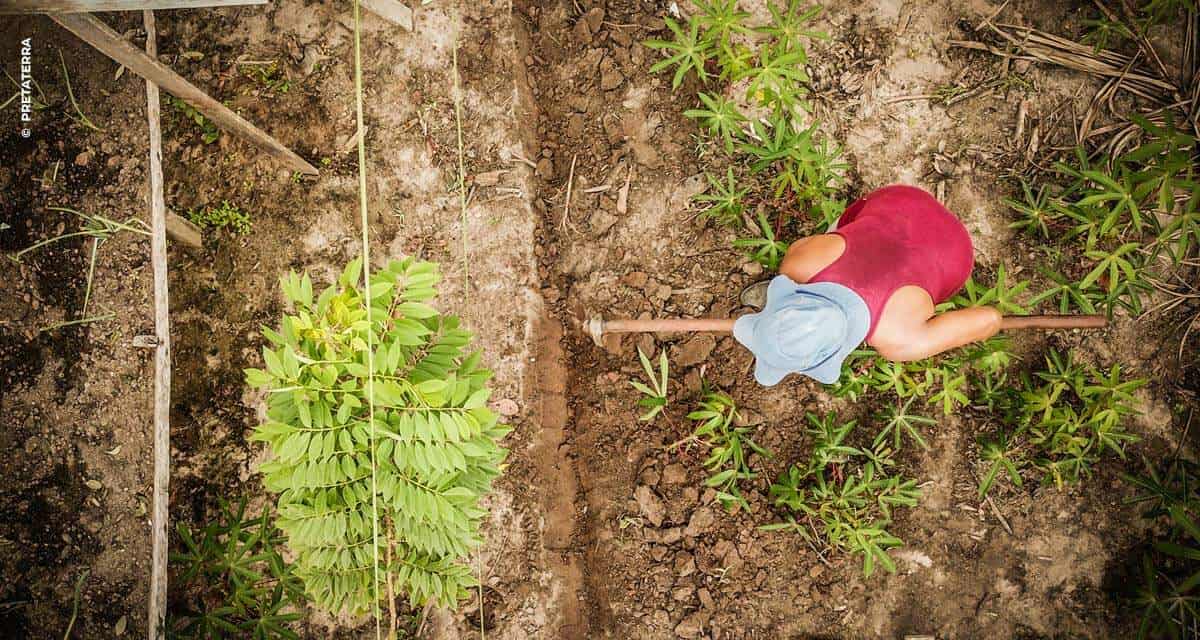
[58,50,100,132]
[645,17,711,89]
[188,201,252,235]
[976,350,1144,497]
[242,61,291,94]
[764,412,920,577]
[684,92,747,153]
[245,257,509,616]
[171,96,220,144]
[737,44,809,109]
[943,265,1031,315]
[694,168,748,227]
[756,0,825,53]
[875,397,935,451]
[1005,181,1059,239]
[733,211,788,270]
[1081,17,1133,52]
[1123,457,1200,639]
[170,498,305,639]
[686,389,771,512]
[630,348,670,422]
[693,0,752,64]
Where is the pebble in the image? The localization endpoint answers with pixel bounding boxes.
[661,463,687,485]
[685,507,714,538]
[635,485,666,527]
[672,334,716,368]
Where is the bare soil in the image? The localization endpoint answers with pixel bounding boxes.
[1,0,1196,638]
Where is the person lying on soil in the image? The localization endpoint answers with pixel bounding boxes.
[734,184,999,386]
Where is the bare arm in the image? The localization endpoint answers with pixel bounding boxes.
[871,305,1002,362]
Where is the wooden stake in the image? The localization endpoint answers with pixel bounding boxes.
[0,0,264,14]
[50,12,319,175]
[143,10,170,639]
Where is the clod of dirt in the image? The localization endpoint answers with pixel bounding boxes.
[661,463,687,485]
[685,507,715,538]
[635,484,666,527]
[583,8,605,34]
[599,58,624,91]
[672,334,716,369]
[674,611,708,639]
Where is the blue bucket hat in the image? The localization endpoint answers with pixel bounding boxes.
[733,275,870,386]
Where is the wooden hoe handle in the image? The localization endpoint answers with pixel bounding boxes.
[999,314,1107,330]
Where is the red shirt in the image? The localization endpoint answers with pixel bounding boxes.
[809,185,974,340]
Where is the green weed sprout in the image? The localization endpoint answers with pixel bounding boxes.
[245,257,509,615]
[630,348,670,422]
[763,412,920,577]
[976,350,1144,497]
[645,17,711,89]
[686,389,771,512]
[189,201,252,235]
[875,397,935,451]
[1123,457,1200,639]
[684,92,747,153]
[733,211,788,270]
[170,498,305,639]
[694,168,748,227]
[171,95,220,144]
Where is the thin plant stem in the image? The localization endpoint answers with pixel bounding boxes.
[41,314,114,332]
[453,43,469,294]
[15,230,97,258]
[350,0,383,637]
[83,237,99,317]
[57,50,100,132]
[62,568,89,640]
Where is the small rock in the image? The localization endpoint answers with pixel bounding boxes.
[567,113,585,139]
[809,564,824,579]
[635,485,666,527]
[674,612,707,639]
[651,544,669,562]
[660,527,683,544]
[672,585,695,601]
[686,507,715,538]
[675,552,696,577]
[622,270,649,289]
[74,151,91,166]
[661,463,687,485]
[673,334,716,368]
[697,587,715,610]
[536,157,554,179]
[494,398,520,417]
[600,58,624,91]
[741,261,764,276]
[584,7,605,33]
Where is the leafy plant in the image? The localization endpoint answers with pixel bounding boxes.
[733,211,788,270]
[686,389,771,512]
[630,348,670,422]
[693,0,752,63]
[170,498,305,639]
[976,350,1144,496]
[763,412,920,577]
[1124,457,1200,639]
[874,397,935,451]
[171,96,220,144]
[645,17,711,89]
[684,92,746,153]
[694,168,748,227]
[242,61,291,94]
[244,257,509,617]
[188,201,252,235]
[756,0,825,53]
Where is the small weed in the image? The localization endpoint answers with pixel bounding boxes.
[630,348,670,422]
[171,96,220,144]
[645,17,711,89]
[242,61,291,94]
[733,211,788,270]
[976,350,1144,496]
[684,92,746,154]
[763,412,920,577]
[1123,456,1200,639]
[188,201,252,235]
[169,498,305,639]
[694,168,749,227]
[686,389,771,512]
